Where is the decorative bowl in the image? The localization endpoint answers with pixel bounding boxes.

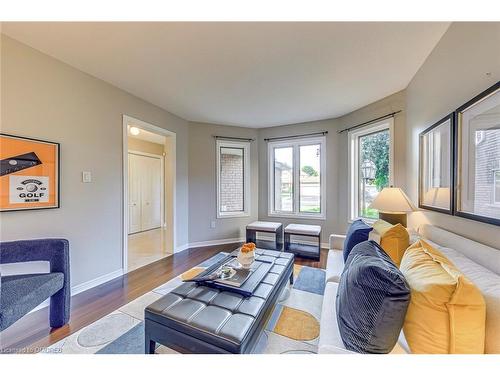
[237,249,255,269]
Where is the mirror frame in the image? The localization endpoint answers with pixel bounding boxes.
[454,81,500,226]
[418,113,455,215]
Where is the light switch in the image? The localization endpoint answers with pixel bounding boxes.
[210,221,216,229]
[82,171,92,183]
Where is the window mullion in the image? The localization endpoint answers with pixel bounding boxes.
[294,143,300,215]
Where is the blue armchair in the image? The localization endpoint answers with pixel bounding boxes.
[0,239,70,332]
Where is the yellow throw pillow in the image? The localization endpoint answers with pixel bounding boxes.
[400,240,486,354]
[372,220,409,266]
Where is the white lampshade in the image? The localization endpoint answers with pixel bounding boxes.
[368,187,417,214]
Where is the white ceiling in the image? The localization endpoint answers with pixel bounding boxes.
[2,22,450,128]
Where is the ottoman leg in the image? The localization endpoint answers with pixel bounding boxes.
[284,232,290,252]
[145,331,156,354]
[246,228,256,243]
[276,225,283,251]
[315,234,321,261]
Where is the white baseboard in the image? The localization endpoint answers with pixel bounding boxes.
[71,269,124,296]
[187,237,245,249]
[29,269,124,314]
[175,243,190,252]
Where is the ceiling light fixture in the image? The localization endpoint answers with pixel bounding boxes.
[129,126,140,136]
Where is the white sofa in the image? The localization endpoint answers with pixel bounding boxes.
[319,224,500,354]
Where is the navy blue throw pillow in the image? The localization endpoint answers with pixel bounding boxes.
[336,240,410,354]
[343,219,372,262]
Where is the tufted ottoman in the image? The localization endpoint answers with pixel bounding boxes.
[144,249,294,354]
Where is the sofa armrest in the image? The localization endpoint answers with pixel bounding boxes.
[0,239,69,274]
[0,239,71,327]
[329,234,346,251]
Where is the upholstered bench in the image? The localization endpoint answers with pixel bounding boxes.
[284,224,321,260]
[144,249,294,354]
[246,221,283,251]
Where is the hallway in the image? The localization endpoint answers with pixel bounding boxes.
[127,228,172,272]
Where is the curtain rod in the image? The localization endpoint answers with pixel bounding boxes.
[264,131,328,142]
[337,110,402,134]
[213,135,254,142]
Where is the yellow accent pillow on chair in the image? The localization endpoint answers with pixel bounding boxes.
[400,240,486,354]
[372,220,409,266]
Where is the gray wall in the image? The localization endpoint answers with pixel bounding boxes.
[258,118,341,243]
[0,35,190,287]
[2,22,500,290]
[406,22,500,248]
[188,122,259,243]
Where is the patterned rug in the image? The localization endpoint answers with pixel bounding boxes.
[44,254,325,354]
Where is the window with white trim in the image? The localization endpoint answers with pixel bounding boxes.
[216,140,250,218]
[268,136,326,218]
[348,119,393,221]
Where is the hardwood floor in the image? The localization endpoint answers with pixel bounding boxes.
[0,243,327,353]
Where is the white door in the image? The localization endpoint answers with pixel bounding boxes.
[128,153,162,234]
[128,154,142,234]
[150,157,162,228]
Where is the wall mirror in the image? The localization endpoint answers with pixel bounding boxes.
[419,114,454,214]
[455,81,500,226]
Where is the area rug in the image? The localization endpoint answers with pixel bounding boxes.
[44,254,325,354]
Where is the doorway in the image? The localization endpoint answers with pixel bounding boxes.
[123,115,176,273]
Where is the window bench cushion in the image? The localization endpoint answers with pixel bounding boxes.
[246,221,282,232]
[284,224,321,236]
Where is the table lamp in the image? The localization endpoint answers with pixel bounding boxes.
[368,187,417,227]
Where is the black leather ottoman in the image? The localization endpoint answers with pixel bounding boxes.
[144,250,294,354]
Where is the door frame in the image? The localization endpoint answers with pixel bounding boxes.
[122,115,176,273]
[127,150,165,234]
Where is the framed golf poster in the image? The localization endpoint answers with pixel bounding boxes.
[0,133,60,211]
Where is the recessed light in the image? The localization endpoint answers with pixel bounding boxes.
[129,126,140,136]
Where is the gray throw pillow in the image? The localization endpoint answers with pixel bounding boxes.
[336,240,410,354]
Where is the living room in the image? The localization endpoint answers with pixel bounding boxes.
[1,1,500,373]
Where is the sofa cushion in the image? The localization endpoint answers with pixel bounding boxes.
[325,249,344,283]
[400,240,486,354]
[438,246,500,354]
[336,240,411,354]
[0,272,64,331]
[319,282,350,353]
[372,220,409,266]
[342,219,372,262]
